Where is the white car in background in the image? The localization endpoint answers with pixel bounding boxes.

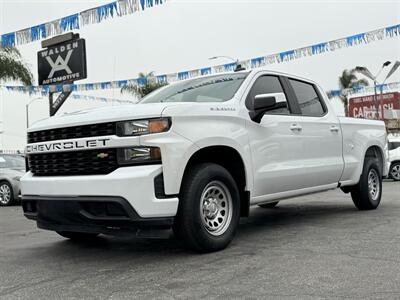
[0,154,25,206]
[388,136,400,181]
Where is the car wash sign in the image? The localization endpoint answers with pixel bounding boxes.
[38,38,87,85]
[349,92,400,119]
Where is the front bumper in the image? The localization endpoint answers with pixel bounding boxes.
[21,165,179,219]
[22,196,174,234]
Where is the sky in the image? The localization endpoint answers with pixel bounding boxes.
[0,0,400,149]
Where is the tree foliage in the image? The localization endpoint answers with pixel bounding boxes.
[338,69,369,117]
[0,46,33,85]
[121,71,167,100]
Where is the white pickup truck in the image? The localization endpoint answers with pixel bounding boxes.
[22,70,388,252]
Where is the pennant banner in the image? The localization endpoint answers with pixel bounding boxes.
[326,81,400,99]
[70,94,133,104]
[2,23,400,95]
[0,0,166,47]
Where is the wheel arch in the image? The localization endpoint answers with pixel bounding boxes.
[181,145,251,217]
[363,145,385,175]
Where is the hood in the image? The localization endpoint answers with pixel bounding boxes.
[1,168,25,177]
[28,102,171,132]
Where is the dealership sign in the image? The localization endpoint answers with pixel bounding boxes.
[349,92,400,119]
[38,38,87,85]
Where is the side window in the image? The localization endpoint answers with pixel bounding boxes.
[389,142,400,150]
[289,79,325,117]
[246,76,290,115]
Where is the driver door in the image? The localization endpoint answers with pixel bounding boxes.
[246,75,306,199]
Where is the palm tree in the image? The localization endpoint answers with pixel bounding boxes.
[0,46,33,85]
[338,69,369,117]
[121,71,167,100]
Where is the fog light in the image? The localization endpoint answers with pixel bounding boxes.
[117,147,161,165]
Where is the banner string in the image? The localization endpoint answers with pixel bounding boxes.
[2,23,400,97]
[0,0,166,47]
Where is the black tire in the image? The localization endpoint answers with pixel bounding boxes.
[56,231,99,240]
[0,181,15,207]
[258,201,279,208]
[173,163,241,253]
[389,162,400,181]
[351,158,382,210]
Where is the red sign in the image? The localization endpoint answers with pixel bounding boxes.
[349,92,400,119]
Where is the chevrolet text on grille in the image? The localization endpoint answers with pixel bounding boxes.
[26,138,111,153]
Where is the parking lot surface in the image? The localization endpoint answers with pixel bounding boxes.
[0,181,399,299]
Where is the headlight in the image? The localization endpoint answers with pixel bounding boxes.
[117,147,161,165]
[117,118,171,137]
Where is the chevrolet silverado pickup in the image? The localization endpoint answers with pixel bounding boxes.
[21,70,389,252]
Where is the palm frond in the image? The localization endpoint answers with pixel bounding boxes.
[0,46,33,85]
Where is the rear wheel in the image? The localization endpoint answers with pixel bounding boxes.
[389,162,400,181]
[173,163,240,252]
[258,201,279,208]
[0,181,14,206]
[56,231,99,240]
[351,158,382,210]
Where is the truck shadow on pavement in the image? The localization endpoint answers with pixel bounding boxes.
[39,199,375,257]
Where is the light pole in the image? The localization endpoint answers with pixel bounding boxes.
[26,97,43,128]
[355,61,393,120]
[379,61,400,119]
[209,56,246,71]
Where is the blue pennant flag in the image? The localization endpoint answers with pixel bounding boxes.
[346,33,365,46]
[101,82,111,89]
[279,50,295,61]
[311,43,328,54]
[178,72,189,81]
[251,57,264,68]
[200,68,211,76]
[117,80,128,87]
[156,75,167,83]
[31,24,46,41]
[385,24,400,37]
[97,2,118,22]
[136,77,147,86]
[60,14,80,32]
[224,63,236,72]
[1,32,16,47]
[140,0,146,10]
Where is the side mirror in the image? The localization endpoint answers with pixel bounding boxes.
[249,92,288,123]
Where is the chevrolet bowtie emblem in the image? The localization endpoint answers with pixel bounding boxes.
[97,153,109,159]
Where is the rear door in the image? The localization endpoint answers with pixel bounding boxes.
[286,77,344,188]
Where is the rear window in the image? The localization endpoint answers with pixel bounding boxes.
[289,79,325,117]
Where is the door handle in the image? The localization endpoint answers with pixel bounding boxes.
[330,125,340,133]
[290,124,302,132]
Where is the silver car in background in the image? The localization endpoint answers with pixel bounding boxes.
[0,154,25,206]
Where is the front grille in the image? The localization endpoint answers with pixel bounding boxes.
[28,149,117,176]
[28,122,116,143]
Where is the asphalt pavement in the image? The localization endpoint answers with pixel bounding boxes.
[0,181,399,299]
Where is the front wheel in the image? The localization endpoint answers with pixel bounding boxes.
[0,181,14,206]
[351,158,382,210]
[389,162,400,181]
[173,163,240,252]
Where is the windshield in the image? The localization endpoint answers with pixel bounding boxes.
[0,155,25,169]
[140,73,249,104]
